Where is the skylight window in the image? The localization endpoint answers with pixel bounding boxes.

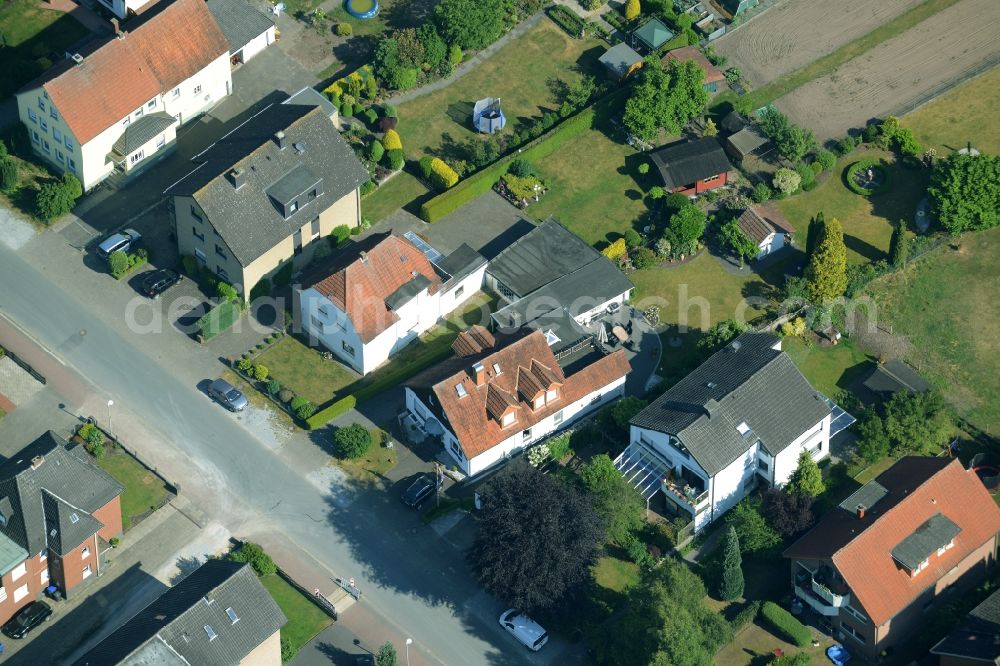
[736,422,751,437]
[493,363,502,375]
[226,607,239,624]
[205,625,217,641]
[70,513,79,524]
[455,383,468,398]
[544,329,560,346]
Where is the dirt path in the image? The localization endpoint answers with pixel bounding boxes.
[713,0,927,86]
[775,0,1000,141]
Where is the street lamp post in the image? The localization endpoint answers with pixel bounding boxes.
[405,638,412,666]
[107,399,115,439]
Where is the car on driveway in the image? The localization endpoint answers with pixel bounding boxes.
[499,608,548,651]
[208,378,248,412]
[2,600,52,639]
[96,228,142,260]
[401,474,436,509]
[141,268,181,298]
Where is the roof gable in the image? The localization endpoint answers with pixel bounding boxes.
[207,0,274,55]
[649,137,733,190]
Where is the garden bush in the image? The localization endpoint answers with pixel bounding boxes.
[637,162,649,175]
[385,149,405,171]
[751,182,772,203]
[648,186,665,200]
[196,301,242,341]
[546,433,574,461]
[602,238,627,260]
[253,364,269,381]
[227,542,276,577]
[508,158,536,178]
[623,229,642,249]
[237,357,253,373]
[760,601,811,647]
[731,600,762,632]
[62,173,82,199]
[631,246,657,269]
[360,180,377,196]
[108,251,129,277]
[548,5,585,36]
[362,108,378,126]
[845,159,890,195]
[266,379,281,396]
[0,158,17,192]
[290,396,308,412]
[306,395,357,429]
[217,281,239,303]
[340,102,354,118]
[334,423,372,459]
[335,23,352,37]
[278,388,295,403]
[369,139,385,162]
[331,225,352,246]
[35,180,75,220]
[815,149,836,171]
[382,104,398,119]
[418,155,435,180]
[429,157,459,190]
[382,129,402,151]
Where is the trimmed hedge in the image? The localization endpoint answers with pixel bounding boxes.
[196,301,243,341]
[429,157,459,190]
[306,395,357,430]
[418,92,627,223]
[731,599,761,632]
[760,601,811,647]
[845,159,890,195]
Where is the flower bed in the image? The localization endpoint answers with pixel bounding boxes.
[547,5,585,37]
[845,158,891,195]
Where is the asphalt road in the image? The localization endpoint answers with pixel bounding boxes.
[0,240,553,666]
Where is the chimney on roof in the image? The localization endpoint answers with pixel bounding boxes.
[293,141,305,154]
[472,361,485,386]
[704,398,719,418]
[856,504,866,519]
[731,339,742,351]
[70,53,84,65]
[30,455,45,470]
[359,250,368,264]
[274,131,287,150]
[111,18,123,38]
[227,168,246,189]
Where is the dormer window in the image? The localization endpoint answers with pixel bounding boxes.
[533,396,544,410]
[289,201,299,214]
[736,422,751,437]
[911,558,929,576]
[493,363,502,375]
[937,539,955,556]
[502,412,515,427]
[545,389,557,402]
[205,625,217,641]
[455,383,468,398]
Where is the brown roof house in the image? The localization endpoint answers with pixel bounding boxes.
[735,206,795,259]
[298,232,487,375]
[0,432,124,626]
[649,137,733,197]
[166,95,369,302]
[784,457,1000,661]
[73,559,287,665]
[931,587,1000,665]
[15,0,233,191]
[405,328,630,476]
[662,46,725,92]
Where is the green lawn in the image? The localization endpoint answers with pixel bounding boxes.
[902,64,1000,156]
[260,574,333,658]
[255,335,358,406]
[592,554,640,593]
[865,227,1000,432]
[781,336,872,400]
[361,170,431,224]
[773,151,929,265]
[95,449,173,531]
[397,21,604,160]
[336,427,398,482]
[0,0,90,100]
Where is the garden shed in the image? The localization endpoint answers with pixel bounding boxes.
[725,125,769,161]
[599,43,644,80]
[632,18,674,53]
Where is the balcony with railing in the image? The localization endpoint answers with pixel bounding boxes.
[793,564,850,616]
[661,478,710,515]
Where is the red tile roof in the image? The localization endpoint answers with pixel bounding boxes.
[736,206,795,244]
[452,326,495,357]
[662,46,725,84]
[786,457,1000,626]
[311,234,442,343]
[422,331,630,459]
[37,0,229,144]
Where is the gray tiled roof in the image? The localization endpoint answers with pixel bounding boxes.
[165,99,368,267]
[111,112,177,156]
[0,532,27,578]
[43,491,104,556]
[436,243,486,286]
[839,480,889,514]
[726,126,769,157]
[862,359,931,396]
[286,86,338,120]
[649,137,733,190]
[207,0,274,55]
[0,432,124,557]
[890,512,961,570]
[631,333,831,475]
[599,43,642,77]
[72,560,287,666]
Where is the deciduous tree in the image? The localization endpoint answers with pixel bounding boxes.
[696,319,749,355]
[928,153,1000,234]
[624,0,640,19]
[883,390,953,456]
[435,0,506,50]
[375,642,397,666]
[469,461,604,611]
[668,204,707,248]
[718,525,744,601]
[580,454,646,546]
[624,59,708,143]
[804,216,847,303]
[855,409,890,463]
[726,497,781,554]
[719,218,758,266]
[772,168,801,196]
[762,488,814,537]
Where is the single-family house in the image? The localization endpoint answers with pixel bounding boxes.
[15,0,232,191]
[632,18,674,53]
[405,328,630,476]
[599,43,644,81]
[930,587,1000,665]
[735,206,794,259]
[784,457,1000,661]
[649,137,733,197]
[486,219,634,346]
[165,96,368,300]
[618,333,832,531]
[662,46,725,92]
[72,559,287,665]
[299,233,487,375]
[0,432,124,626]
[207,0,276,68]
[860,359,931,403]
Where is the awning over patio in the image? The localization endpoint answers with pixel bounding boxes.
[614,442,672,501]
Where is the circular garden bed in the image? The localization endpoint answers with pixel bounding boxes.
[845,158,890,195]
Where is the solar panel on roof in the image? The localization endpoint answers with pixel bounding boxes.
[404,231,444,264]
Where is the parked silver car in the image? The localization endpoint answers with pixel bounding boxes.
[499,609,549,651]
[208,378,248,412]
[96,228,142,260]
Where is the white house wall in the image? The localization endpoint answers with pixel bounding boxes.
[705,444,761,529]
[573,291,631,326]
[238,26,276,63]
[299,287,366,374]
[122,124,178,175]
[773,414,831,487]
[438,265,488,315]
[159,53,231,125]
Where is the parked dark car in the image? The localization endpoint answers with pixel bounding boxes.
[140,269,181,298]
[401,475,436,509]
[208,378,248,412]
[2,601,52,639]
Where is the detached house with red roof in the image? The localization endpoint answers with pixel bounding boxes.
[15,0,232,191]
[298,232,487,375]
[404,328,630,476]
[784,457,1000,661]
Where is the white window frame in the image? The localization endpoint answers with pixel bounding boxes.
[172,87,181,98]
[40,569,49,584]
[40,117,48,132]
[39,551,46,562]
[502,412,515,427]
[13,584,28,603]
[156,134,165,148]
[81,546,90,559]
[0,586,6,602]
[11,562,26,581]
[937,539,955,556]
[553,410,564,426]
[147,98,157,109]
[28,109,37,123]
[82,564,92,579]
[545,389,557,402]
[130,150,144,164]
[193,85,202,95]
[68,157,76,171]
[533,396,544,410]
[53,128,62,143]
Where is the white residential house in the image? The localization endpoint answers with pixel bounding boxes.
[298,234,487,375]
[617,333,841,532]
[207,0,276,67]
[15,0,232,192]
[736,206,795,259]
[405,328,631,477]
[95,0,154,20]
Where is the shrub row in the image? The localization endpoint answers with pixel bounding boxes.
[197,301,243,341]
[418,92,627,222]
[845,158,890,196]
[760,601,811,647]
[306,395,357,430]
[429,157,459,190]
[730,600,762,632]
[547,5,585,37]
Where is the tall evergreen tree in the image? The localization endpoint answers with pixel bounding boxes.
[804,216,847,303]
[786,450,825,497]
[804,212,824,258]
[889,222,908,268]
[718,525,744,601]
